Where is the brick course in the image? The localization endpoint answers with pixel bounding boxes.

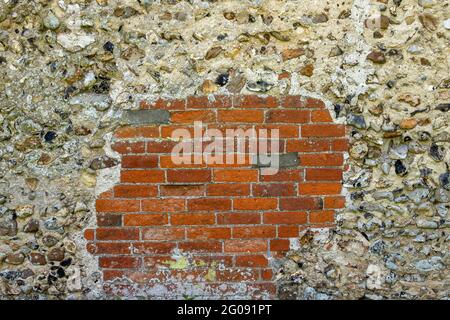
[85,95,348,299]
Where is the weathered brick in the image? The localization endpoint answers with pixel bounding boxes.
[96,199,140,213]
[233,198,277,211]
[187,227,231,240]
[120,170,165,183]
[235,255,268,267]
[171,110,216,124]
[187,198,231,211]
[266,110,310,123]
[141,227,185,241]
[234,95,279,109]
[96,228,139,241]
[99,256,141,269]
[299,153,344,167]
[309,210,335,224]
[124,214,168,226]
[279,197,322,211]
[160,185,205,197]
[252,183,296,197]
[217,213,261,225]
[207,184,250,196]
[114,185,158,198]
[122,109,170,125]
[171,213,215,225]
[224,240,268,253]
[97,213,122,227]
[263,212,307,225]
[299,182,342,195]
[305,168,343,181]
[167,169,211,183]
[214,169,258,182]
[218,110,264,123]
[122,155,158,169]
[141,199,185,212]
[232,226,276,238]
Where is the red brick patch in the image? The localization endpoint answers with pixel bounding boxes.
[86,95,347,299]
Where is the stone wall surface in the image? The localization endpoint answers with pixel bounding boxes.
[0,0,448,299]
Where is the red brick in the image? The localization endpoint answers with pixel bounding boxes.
[124,214,168,226]
[187,227,231,240]
[141,227,185,241]
[160,185,205,197]
[217,213,261,225]
[146,140,178,153]
[224,240,268,253]
[186,96,208,109]
[99,256,140,269]
[171,110,216,124]
[218,110,264,123]
[263,212,307,225]
[331,138,349,151]
[114,185,157,198]
[160,155,206,169]
[84,229,95,241]
[87,242,131,255]
[98,189,114,199]
[266,110,310,123]
[286,140,330,152]
[253,183,296,197]
[299,182,342,195]
[261,270,274,281]
[305,168,343,181]
[187,198,231,211]
[280,197,322,211]
[260,169,302,182]
[324,196,346,209]
[97,213,122,227]
[102,270,126,281]
[120,170,165,183]
[233,226,276,239]
[96,228,139,241]
[214,169,258,182]
[132,242,176,254]
[141,199,185,212]
[111,141,145,154]
[122,155,158,168]
[178,241,222,253]
[235,255,268,267]
[171,213,215,225]
[234,95,279,108]
[167,169,211,183]
[282,96,325,109]
[256,125,299,138]
[310,210,335,224]
[311,110,333,122]
[270,239,290,252]
[299,153,343,166]
[160,125,196,138]
[207,184,250,196]
[114,126,159,139]
[278,225,299,237]
[216,269,259,282]
[301,124,345,137]
[96,199,140,213]
[233,198,277,211]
